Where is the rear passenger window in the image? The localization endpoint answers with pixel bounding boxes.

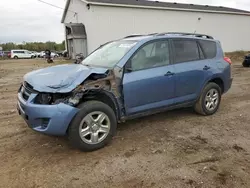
[199,40,217,59]
[173,40,199,63]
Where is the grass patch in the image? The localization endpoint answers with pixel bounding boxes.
[225,51,250,62]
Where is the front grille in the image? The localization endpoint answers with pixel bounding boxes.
[21,82,37,101]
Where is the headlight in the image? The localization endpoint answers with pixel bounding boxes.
[35,93,52,104]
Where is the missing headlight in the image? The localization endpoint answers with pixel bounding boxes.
[35,93,52,104]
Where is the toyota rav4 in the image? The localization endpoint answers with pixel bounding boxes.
[17,32,233,151]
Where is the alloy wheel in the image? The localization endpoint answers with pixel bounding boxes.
[79,111,111,145]
[205,88,219,111]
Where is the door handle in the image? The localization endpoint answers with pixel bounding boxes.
[164,71,175,76]
[203,65,211,70]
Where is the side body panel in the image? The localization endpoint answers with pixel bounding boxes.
[123,65,176,114]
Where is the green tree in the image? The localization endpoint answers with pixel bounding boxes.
[0,41,66,51]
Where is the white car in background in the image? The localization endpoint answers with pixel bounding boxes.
[39,51,45,58]
[10,50,35,59]
[31,51,39,58]
[39,51,59,58]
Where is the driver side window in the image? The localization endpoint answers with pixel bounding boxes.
[130,40,170,71]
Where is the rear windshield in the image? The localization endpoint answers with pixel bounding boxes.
[82,40,137,68]
[199,40,217,59]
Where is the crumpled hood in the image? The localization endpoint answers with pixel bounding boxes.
[24,64,108,93]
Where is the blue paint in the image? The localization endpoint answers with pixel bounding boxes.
[24,64,108,93]
[18,34,232,136]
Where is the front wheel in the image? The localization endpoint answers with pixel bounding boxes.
[68,101,117,151]
[194,82,221,115]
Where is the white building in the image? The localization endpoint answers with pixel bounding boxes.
[61,0,250,58]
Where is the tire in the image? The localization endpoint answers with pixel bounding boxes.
[194,82,221,116]
[242,61,249,67]
[68,101,117,151]
[14,56,18,59]
[47,59,53,63]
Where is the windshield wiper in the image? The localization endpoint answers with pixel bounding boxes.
[82,63,90,67]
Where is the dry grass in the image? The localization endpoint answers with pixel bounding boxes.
[225,51,250,63]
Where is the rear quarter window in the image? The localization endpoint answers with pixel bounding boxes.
[199,40,217,59]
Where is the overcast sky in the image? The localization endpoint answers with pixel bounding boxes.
[0,0,250,44]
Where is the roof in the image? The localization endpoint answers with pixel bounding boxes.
[62,0,250,23]
[122,32,215,41]
[87,0,250,13]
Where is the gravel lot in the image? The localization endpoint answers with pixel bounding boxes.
[0,59,250,188]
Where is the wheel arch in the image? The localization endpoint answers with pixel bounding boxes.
[81,90,121,121]
[208,77,224,93]
[198,75,224,100]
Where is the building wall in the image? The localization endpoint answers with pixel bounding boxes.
[64,0,250,53]
[64,0,89,24]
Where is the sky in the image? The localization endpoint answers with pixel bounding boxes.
[0,0,250,44]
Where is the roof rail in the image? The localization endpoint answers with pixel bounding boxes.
[124,33,158,38]
[123,34,145,38]
[155,32,214,39]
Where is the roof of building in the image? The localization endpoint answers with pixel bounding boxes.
[62,0,250,23]
[88,0,250,13]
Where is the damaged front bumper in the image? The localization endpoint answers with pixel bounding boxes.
[17,92,79,136]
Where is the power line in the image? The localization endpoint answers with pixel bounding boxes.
[37,0,77,14]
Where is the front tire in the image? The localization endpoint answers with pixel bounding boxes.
[68,101,117,151]
[194,82,221,116]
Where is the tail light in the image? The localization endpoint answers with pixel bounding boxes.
[224,57,232,65]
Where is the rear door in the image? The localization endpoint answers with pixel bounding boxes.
[19,51,25,58]
[123,39,176,115]
[171,39,207,103]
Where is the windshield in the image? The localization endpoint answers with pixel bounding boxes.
[82,40,137,68]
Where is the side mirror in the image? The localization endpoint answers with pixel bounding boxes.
[125,60,133,73]
[125,67,133,73]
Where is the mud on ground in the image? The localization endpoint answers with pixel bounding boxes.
[0,59,250,188]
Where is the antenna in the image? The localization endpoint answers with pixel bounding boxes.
[194,17,201,34]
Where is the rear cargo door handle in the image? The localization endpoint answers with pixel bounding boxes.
[203,65,211,70]
[164,71,175,76]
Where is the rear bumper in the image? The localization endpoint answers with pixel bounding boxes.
[224,78,233,94]
[17,92,79,136]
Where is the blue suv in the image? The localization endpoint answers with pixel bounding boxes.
[17,32,233,151]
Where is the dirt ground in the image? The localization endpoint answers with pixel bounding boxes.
[0,59,250,188]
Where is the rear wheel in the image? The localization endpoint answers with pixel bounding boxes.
[14,56,18,59]
[68,101,117,151]
[194,82,221,115]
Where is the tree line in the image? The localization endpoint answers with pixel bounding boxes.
[0,41,65,52]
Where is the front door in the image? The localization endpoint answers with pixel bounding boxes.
[24,51,31,58]
[123,40,176,115]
